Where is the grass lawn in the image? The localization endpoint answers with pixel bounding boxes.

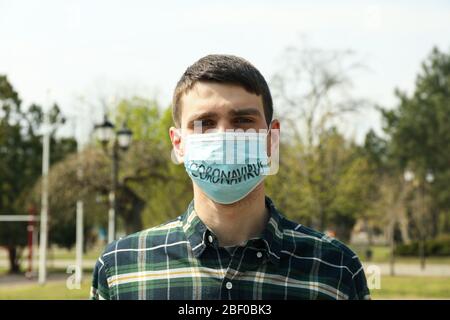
[352,245,450,265]
[0,275,448,300]
[371,275,450,299]
[2,245,449,266]
[0,279,91,300]
[0,246,103,261]
[47,247,102,261]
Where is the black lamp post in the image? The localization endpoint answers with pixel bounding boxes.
[404,169,434,270]
[94,115,133,243]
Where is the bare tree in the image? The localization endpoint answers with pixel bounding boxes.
[270,41,371,232]
[271,42,369,147]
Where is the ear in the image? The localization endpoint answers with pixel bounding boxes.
[267,119,280,157]
[169,126,184,164]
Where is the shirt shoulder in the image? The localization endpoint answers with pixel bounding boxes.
[280,217,362,272]
[99,216,185,265]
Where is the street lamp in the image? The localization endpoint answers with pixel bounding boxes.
[403,169,434,270]
[425,171,435,184]
[94,115,133,243]
[94,115,115,146]
[117,125,133,150]
[403,170,415,183]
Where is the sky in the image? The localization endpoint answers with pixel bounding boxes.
[1,0,449,144]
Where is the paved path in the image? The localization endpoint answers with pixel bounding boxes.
[0,273,74,287]
[0,258,96,269]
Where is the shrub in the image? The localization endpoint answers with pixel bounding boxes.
[394,235,450,256]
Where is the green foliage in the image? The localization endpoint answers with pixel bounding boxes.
[115,97,163,142]
[378,47,450,241]
[28,98,192,246]
[395,235,450,256]
[382,47,450,211]
[267,128,376,241]
[114,100,192,228]
[0,75,77,272]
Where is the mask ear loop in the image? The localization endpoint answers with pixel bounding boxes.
[264,120,274,174]
[266,119,281,175]
[268,119,277,155]
[172,128,185,165]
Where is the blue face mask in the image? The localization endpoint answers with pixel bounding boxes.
[183,131,270,204]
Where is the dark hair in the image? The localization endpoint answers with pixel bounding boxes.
[172,54,273,127]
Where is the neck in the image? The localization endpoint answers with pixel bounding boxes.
[193,183,269,247]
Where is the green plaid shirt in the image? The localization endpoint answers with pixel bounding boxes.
[90,197,370,300]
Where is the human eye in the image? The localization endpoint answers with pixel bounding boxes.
[188,118,216,131]
[201,119,214,127]
[200,119,216,127]
[192,119,216,133]
[234,117,255,125]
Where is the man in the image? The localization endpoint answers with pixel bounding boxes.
[90,54,370,300]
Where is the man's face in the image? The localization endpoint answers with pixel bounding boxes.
[170,82,279,160]
[181,82,268,133]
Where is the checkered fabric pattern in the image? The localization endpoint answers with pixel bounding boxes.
[90,197,370,300]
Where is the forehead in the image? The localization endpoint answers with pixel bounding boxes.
[179,82,263,122]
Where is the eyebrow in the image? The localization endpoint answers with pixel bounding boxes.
[187,111,219,124]
[186,107,263,125]
[229,107,263,118]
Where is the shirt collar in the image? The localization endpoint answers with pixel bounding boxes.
[261,196,284,266]
[181,201,209,258]
[181,196,284,266]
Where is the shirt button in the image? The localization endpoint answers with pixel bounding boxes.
[208,235,214,243]
[225,282,233,290]
[256,251,263,258]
